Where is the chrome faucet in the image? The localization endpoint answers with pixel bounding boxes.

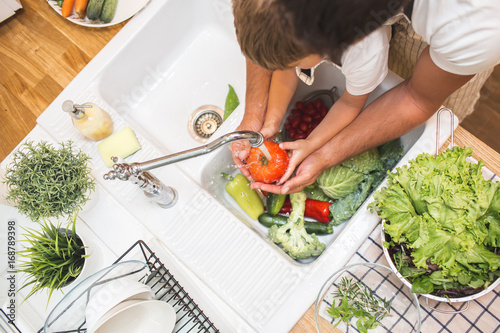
[103,131,264,208]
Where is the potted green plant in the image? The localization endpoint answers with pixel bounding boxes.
[17,216,89,302]
[3,140,95,222]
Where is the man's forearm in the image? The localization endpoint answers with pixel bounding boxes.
[265,69,299,130]
[241,60,273,127]
[316,47,473,169]
[317,80,431,167]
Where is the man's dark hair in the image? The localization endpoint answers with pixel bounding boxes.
[280,0,409,61]
[232,0,408,70]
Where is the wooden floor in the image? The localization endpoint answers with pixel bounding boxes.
[0,0,498,162]
[0,0,126,161]
[461,66,500,154]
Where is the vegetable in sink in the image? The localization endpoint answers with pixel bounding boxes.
[311,139,404,225]
[268,192,325,259]
[223,173,264,220]
[247,140,289,184]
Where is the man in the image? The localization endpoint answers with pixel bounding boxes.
[231,0,500,194]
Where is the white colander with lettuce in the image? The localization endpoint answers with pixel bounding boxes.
[371,146,500,311]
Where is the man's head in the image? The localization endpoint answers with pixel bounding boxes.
[232,0,309,71]
[232,0,408,71]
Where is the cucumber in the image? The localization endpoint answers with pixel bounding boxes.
[86,0,105,20]
[100,0,118,23]
[266,193,286,216]
[258,213,333,235]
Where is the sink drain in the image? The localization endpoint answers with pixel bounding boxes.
[188,105,224,142]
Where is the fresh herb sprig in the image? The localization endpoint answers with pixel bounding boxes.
[327,277,392,333]
[4,140,95,221]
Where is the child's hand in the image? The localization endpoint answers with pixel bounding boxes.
[277,139,314,184]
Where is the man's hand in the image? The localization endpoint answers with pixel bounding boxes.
[250,148,328,194]
[231,60,272,178]
[231,118,263,180]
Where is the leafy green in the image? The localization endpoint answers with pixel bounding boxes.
[329,175,376,225]
[223,84,239,121]
[378,139,405,170]
[341,148,383,174]
[307,183,333,202]
[317,165,365,199]
[371,146,500,295]
[314,139,404,225]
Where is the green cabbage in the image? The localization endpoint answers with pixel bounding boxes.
[341,148,383,174]
[317,165,364,199]
[314,139,404,224]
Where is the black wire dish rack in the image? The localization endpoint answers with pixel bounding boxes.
[40,240,219,333]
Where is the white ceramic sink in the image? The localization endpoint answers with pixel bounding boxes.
[33,0,455,332]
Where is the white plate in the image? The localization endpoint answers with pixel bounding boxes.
[92,299,176,333]
[86,278,154,333]
[46,0,151,27]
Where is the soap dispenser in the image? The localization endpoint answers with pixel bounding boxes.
[62,100,114,141]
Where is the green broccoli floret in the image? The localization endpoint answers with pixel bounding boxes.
[268,192,325,259]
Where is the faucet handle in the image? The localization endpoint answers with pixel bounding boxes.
[103,157,143,181]
[103,170,118,180]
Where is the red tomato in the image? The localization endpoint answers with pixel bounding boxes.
[247,141,289,183]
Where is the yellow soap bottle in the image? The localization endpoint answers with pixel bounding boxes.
[62,100,114,141]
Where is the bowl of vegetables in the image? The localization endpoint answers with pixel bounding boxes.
[315,263,421,333]
[371,146,500,306]
[47,0,150,27]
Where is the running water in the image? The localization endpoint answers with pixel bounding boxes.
[259,143,272,161]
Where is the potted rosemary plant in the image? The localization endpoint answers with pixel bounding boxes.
[17,216,89,302]
[4,140,95,222]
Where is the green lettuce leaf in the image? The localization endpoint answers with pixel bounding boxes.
[372,146,500,294]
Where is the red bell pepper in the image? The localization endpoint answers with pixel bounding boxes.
[279,198,331,223]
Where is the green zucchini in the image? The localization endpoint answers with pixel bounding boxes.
[258,213,333,235]
[86,0,105,20]
[100,0,118,23]
[266,193,286,216]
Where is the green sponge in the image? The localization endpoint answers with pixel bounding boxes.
[98,126,141,166]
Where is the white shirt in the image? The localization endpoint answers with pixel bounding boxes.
[412,0,500,76]
[297,0,500,94]
[296,26,391,96]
